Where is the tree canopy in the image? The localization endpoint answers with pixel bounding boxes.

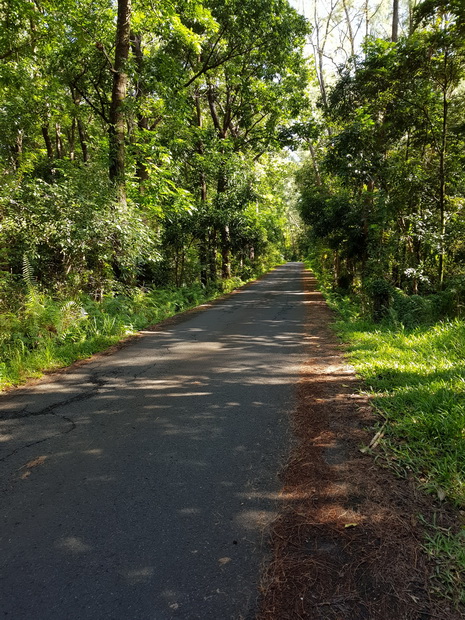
[0,0,309,298]
[2,0,465,326]
[295,0,465,321]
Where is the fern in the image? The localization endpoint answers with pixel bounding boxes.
[22,255,44,324]
[59,301,88,335]
[22,255,36,291]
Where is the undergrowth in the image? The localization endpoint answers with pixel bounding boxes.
[307,261,465,607]
[0,276,245,391]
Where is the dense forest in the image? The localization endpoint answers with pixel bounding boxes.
[1,0,465,384]
[0,0,309,295]
[0,0,310,384]
[298,0,465,324]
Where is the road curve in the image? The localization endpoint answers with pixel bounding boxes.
[0,263,308,620]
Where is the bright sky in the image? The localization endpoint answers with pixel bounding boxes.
[289,0,398,71]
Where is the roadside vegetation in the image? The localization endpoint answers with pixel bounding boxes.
[0,0,307,389]
[0,269,251,391]
[295,1,465,605]
[308,258,465,605]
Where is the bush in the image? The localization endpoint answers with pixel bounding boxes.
[390,289,456,329]
[0,276,247,390]
[364,277,394,322]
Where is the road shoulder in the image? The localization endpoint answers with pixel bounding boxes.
[258,270,462,620]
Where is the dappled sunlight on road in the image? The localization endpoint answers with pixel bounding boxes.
[0,263,316,619]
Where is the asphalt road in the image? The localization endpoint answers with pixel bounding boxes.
[0,263,307,620]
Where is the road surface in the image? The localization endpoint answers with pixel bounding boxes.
[0,263,308,620]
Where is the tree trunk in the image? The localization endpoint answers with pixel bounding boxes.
[209,228,217,282]
[194,89,208,203]
[365,0,369,50]
[333,250,341,285]
[216,168,231,280]
[438,75,448,289]
[361,179,375,277]
[68,118,76,161]
[308,142,322,186]
[221,225,231,280]
[392,0,399,42]
[42,124,54,158]
[12,130,23,170]
[199,238,208,286]
[194,88,210,285]
[77,120,89,162]
[131,32,149,187]
[109,0,131,198]
[342,0,356,68]
[55,123,63,158]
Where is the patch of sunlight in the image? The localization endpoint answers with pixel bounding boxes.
[56,536,92,553]
[178,507,202,515]
[235,509,277,530]
[122,567,154,584]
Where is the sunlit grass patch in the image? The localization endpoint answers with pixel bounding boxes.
[424,527,465,606]
[336,317,465,506]
[329,307,465,605]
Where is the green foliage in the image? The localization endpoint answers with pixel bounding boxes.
[0,0,309,306]
[323,282,465,604]
[0,163,159,294]
[333,308,465,606]
[424,527,465,606]
[333,306,465,507]
[389,289,457,328]
[297,12,465,308]
[0,0,307,394]
[0,276,248,390]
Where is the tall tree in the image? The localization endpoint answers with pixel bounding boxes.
[109,0,131,198]
[392,0,399,41]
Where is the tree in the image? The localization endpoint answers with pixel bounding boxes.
[0,0,311,298]
[295,0,465,310]
[109,0,131,198]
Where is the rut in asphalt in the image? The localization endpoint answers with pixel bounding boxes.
[0,262,308,620]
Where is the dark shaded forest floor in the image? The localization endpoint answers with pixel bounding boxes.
[258,272,463,620]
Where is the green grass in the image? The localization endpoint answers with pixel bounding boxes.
[335,316,465,506]
[424,527,465,605]
[0,277,245,390]
[322,285,465,607]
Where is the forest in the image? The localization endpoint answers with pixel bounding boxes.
[299,0,465,324]
[0,0,463,374]
[2,0,465,604]
[1,0,463,362]
[1,0,464,366]
[0,0,310,385]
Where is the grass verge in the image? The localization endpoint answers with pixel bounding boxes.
[0,276,246,391]
[317,284,465,606]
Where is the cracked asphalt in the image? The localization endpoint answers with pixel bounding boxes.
[0,263,308,620]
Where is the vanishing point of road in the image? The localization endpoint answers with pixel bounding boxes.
[0,263,308,619]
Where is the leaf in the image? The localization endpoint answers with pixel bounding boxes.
[218,557,231,565]
[344,523,358,528]
[22,455,47,469]
[20,455,47,478]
